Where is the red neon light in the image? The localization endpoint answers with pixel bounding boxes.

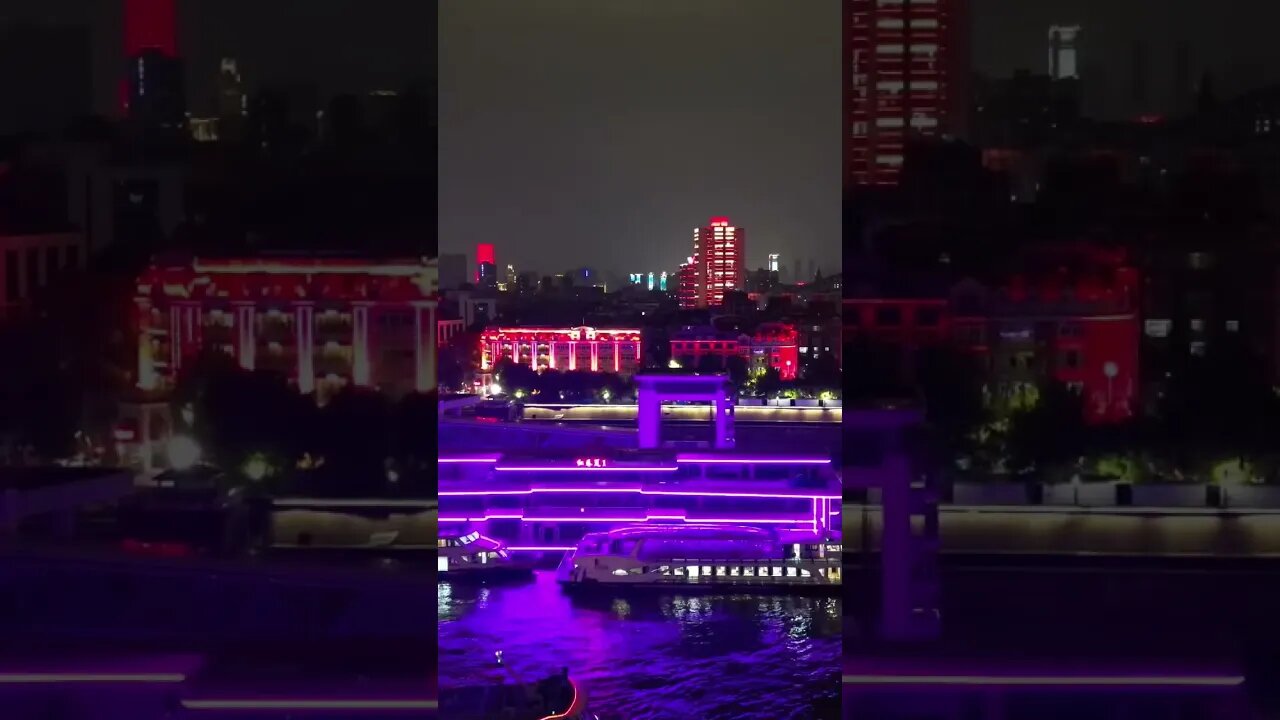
[476,243,495,266]
[537,679,581,720]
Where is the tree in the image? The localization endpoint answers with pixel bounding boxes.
[696,354,724,373]
[915,345,987,468]
[1005,381,1085,474]
[313,387,393,496]
[725,355,749,388]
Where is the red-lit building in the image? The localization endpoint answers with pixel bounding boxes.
[845,0,969,186]
[476,243,495,287]
[480,327,644,375]
[842,246,1141,424]
[124,0,177,57]
[134,257,440,398]
[680,217,745,309]
[669,323,799,380]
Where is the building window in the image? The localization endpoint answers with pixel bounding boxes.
[1189,319,1205,332]
[1144,319,1171,338]
[916,307,941,326]
[25,250,38,295]
[875,307,902,326]
[1226,320,1240,332]
[1190,341,1207,356]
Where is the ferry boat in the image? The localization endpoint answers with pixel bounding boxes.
[555,525,841,595]
[437,530,532,580]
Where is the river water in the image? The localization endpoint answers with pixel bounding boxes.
[438,571,842,720]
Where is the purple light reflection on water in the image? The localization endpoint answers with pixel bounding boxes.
[438,571,841,720]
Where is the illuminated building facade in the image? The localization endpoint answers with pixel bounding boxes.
[480,326,643,375]
[475,243,495,288]
[438,451,841,549]
[669,323,800,380]
[134,257,440,397]
[681,217,745,309]
[845,0,969,186]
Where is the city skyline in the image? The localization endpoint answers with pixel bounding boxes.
[438,0,840,279]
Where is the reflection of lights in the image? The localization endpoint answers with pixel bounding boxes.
[439,487,840,500]
[489,383,502,396]
[182,700,439,710]
[0,673,186,684]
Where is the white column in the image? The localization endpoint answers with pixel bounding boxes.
[613,340,621,372]
[235,303,256,371]
[530,339,538,371]
[590,342,599,372]
[137,299,156,390]
[413,302,437,393]
[548,341,556,369]
[169,305,183,371]
[635,340,642,372]
[295,303,315,393]
[568,341,577,370]
[352,304,371,386]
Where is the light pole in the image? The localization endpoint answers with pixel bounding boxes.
[1103,361,1118,417]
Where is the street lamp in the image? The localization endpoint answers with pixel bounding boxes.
[167,436,201,471]
[1103,361,1118,416]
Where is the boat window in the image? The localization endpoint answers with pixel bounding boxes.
[674,566,685,575]
[612,569,628,576]
[687,565,700,578]
[730,567,740,577]
[743,567,754,577]
[659,565,670,575]
[801,569,811,578]
[716,566,726,576]
[771,567,782,577]
[701,566,711,577]
[628,567,642,575]
[786,567,798,577]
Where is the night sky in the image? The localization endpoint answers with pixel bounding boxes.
[438,0,840,282]
[0,0,433,116]
[974,0,1280,119]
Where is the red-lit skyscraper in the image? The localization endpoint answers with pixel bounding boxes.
[680,217,744,309]
[124,0,177,57]
[845,0,969,186]
[475,243,496,287]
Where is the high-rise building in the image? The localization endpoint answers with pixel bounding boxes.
[1048,25,1081,80]
[127,50,187,131]
[475,243,496,288]
[845,0,970,187]
[124,0,177,58]
[767,253,779,272]
[217,58,246,142]
[679,217,745,309]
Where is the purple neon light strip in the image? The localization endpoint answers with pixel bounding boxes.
[183,699,439,710]
[495,466,677,472]
[0,673,186,684]
[438,457,500,464]
[508,546,575,552]
[438,514,816,524]
[438,488,840,499]
[676,456,830,465]
[841,674,1244,688]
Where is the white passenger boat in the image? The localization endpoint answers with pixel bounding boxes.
[555,525,841,595]
[438,530,532,580]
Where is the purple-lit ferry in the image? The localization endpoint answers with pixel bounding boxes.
[554,525,841,595]
[437,451,842,554]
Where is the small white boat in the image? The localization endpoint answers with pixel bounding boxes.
[438,530,532,580]
[555,524,841,595]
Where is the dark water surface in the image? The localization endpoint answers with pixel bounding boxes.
[438,571,841,720]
